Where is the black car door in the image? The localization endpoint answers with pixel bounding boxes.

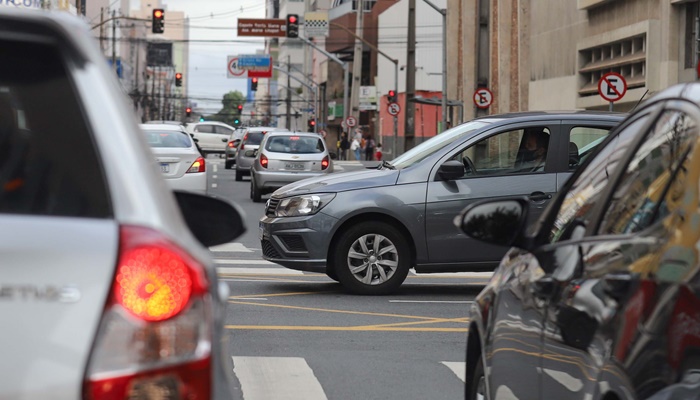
[539,103,700,399]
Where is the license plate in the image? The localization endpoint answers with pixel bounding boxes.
[160,163,169,173]
[285,162,304,171]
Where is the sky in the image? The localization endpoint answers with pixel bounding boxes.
[153,0,266,113]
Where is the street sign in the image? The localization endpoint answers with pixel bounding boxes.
[227,56,245,78]
[239,55,272,78]
[304,12,329,38]
[473,88,493,109]
[345,116,357,127]
[237,18,286,37]
[388,102,401,116]
[598,72,627,103]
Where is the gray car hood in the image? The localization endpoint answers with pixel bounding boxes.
[273,167,400,197]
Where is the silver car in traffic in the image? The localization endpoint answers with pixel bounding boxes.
[235,126,287,181]
[0,9,243,399]
[250,131,333,202]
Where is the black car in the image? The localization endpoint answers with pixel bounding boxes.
[458,83,700,400]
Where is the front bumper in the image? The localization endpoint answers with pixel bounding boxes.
[258,211,339,273]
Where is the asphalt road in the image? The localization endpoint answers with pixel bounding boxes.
[204,156,489,400]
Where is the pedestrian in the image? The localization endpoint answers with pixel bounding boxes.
[365,136,375,161]
[350,135,361,161]
[339,133,349,160]
[375,143,382,161]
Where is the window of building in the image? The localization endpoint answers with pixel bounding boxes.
[578,34,646,98]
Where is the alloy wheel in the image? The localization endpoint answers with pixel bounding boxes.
[346,234,399,285]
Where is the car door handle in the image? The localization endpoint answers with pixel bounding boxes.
[529,192,552,202]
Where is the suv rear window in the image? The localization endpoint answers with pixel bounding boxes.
[266,136,325,154]
[0,39,110,218]
[244,131,266,145]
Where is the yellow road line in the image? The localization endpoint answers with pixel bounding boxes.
[229,291,329,300]
[357,317,469,330]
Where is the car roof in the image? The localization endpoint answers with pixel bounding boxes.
[266,131,320,137]
[473,110,627,125]
[140,124,186,131]
[144,120,183,125]
[246,126,286,132]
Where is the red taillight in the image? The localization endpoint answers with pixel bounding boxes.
[227,141,235,148]
[84,226,211,400]
[187,157,205,173]
[260,154,268,168]
[321,155,330,170]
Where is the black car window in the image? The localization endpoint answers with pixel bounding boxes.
[245,131,266,145]
[599,110,696,235]
[568,126,612,170]
[450,126,551,178]
[0,39,110,218]
[549,115,645,242]
[145,130,193,148]
[266,136,324,154]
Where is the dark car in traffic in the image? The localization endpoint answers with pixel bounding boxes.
[259,111,624,294]
[458,83,700,400]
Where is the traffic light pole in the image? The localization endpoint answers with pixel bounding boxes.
[298,36,349,132]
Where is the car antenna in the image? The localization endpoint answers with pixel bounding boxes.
[630,89,649,113]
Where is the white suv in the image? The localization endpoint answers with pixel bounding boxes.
[186,121,237,156]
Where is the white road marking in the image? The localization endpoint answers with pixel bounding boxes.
[409,270,494,278]
[211,183,218,188]
[217,266,304,275]
[213,174,218,179]
[209,242,254,253]
[232,357,328,400]
[214,259,277,265]
[389,300,474,304]
[441,361,466,383]
[213,163,218,173]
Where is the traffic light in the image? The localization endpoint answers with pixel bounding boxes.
[199,116,205,122]
[387,89,397,103]
[237,104,243,113]
[308,118,316,130]
[175,72,182,87]
[251,77,258,91]
[286,14,299,38]
[233,117,240,126]
[152,9,164,34]
[185,107,192,117]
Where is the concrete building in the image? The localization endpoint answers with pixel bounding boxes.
[447,0,700,121]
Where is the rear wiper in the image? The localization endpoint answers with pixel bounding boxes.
[379,160,396,170]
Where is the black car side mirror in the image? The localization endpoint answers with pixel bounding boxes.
[221,138,228,142]
[454,198,529,248]
[438,160,465,181]
[173,191,246,247]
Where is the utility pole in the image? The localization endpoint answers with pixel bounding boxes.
[111,9,117,76]
[286,55,291,130]
[422,0,447,132]
[404,0,416,151]
[349,0,365,135]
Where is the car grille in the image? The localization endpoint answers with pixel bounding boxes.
[265,198,281,217]
[262,239,282,259]
[278,234,307,252]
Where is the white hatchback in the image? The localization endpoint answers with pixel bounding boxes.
[142,124,207,194]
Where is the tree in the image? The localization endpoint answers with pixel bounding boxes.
[208,90,246,126]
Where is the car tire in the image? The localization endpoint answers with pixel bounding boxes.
[332,221,410,295]
[225,160,233,169]
[235,169,243,182]
[468,356,487,400]
[251,176,262,203]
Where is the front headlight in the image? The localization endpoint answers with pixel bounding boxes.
[274,193,336,217]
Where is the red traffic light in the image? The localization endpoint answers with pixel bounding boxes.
[175,73,182,79]
[153,9,163,18]
[288,15,297,23]
[252,77,258,83]
[186,107,191,113]
[310,120,316,126]
[237,104,243,111]
[388,90,396,97]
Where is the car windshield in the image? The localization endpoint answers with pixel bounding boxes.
[144,130,192,148]
[390,120,491,169]
[266,136,324,154]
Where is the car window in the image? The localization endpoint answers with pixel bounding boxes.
[568,126,612,170]
[215,125,233,135]
[549,114,648,242]
[245,131,266,145]
[266,136,325,154]
[390,120,490,169]
[195,124,214,133]
[449,126,551,178]
[0,39,110,218]
[145,130,192,148]
[598,110,697,235]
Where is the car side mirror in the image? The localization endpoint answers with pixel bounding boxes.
[438,160,465,181]
[193,138,199,143]
[221,138,228,142]
[173,191,246,247]
[454,199,529,248]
